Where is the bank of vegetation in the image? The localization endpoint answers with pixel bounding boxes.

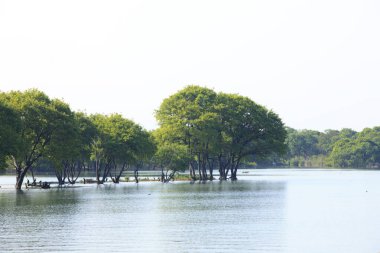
[284,127,380,168]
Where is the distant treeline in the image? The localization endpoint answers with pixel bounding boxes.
[282,127,380,169]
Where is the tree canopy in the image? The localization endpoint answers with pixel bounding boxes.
[0,101,21,169]
[89,114,155,183]
[0,89,155,188]
[155,85,287,180]
[0,89,77,189]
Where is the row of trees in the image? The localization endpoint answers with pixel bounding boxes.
[2,86,378,190]
[285,127,380,168]
[1,86,288,188]
[0,89,158,189]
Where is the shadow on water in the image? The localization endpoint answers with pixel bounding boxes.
[14,188,80,206]
[160,179,286,195]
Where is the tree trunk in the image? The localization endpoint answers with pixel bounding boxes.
[96,158,112,184]
[30,167,36,182]
[95,160,101,183]
[218,154,231,181]
[55,168,66,186]
[161,167,165,182]
[112,176,120,183]
[197,153,202,180]
[134,168,139,183]
[189,162,196,180]
[200,154,208,181]
[111,162,127,184]
[208,158,214,180]
[230,158,241,181]
[67,160,82,184]
[15,167,28,190]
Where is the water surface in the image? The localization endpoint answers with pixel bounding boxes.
[1,169,379,252]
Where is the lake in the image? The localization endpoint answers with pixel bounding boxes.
[1,169,380,252]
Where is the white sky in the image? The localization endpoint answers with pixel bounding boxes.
[1,0,380,131]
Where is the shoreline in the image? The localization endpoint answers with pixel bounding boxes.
[0,178,192,191]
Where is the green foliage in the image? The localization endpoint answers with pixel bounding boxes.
[155,85,287,180]
[153,142,190,172]
[286,128,321,158]
[216,93,287,159]
[328,127,380,168]
[317,129,340,155]
[1,88,157,187]
[89,113,156,183]
[3,84,380,191]
[0,89,79,188]
[1,90,67,159]
[44,100,80,170]
[0,99,21,169]
[90,114,155,165]
[284,126,380,169]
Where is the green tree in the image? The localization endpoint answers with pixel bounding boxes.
[44,108,94,185]
[0,89,75,189]
[156,85,219,181]
[215,93,287,180]
[156,85,287,181]
[130,129,156,183]
[90,114,155,184]
[286,129,321,158]
[65,112,98,184]
[152,141,190,182]
[317,129,340,155]
[328,127,380,168]
[45,100,76,184]
[285,129,324,167]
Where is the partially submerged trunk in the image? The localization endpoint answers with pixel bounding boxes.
[30,167,37,183]
[207,158,215,180]
[95,157,113,184]
[189,162,197,180]
[218,154,230,181]
[160,164,176,183]
[110,162,128,184]
[162,169,176,183]
[13,151,43,189]
[133,168,139,183]
[230,156,241,181]
[66,160,83,184]
[15,167,28,190]
[55,167,66,186]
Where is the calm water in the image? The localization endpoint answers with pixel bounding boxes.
[1,169,380,252]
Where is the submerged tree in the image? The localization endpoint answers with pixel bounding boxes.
[156,86,219,181]
[45,110,96,185]
[151,129,191,182]
[44,100,79,185]
[215,93,287,180]
[129,129,156,183]
[0,89,76,189]
[66,112,97,184]
[155,85,287,181]
[90,114,155,184]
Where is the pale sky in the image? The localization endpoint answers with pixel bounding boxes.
[1,0,380,131]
